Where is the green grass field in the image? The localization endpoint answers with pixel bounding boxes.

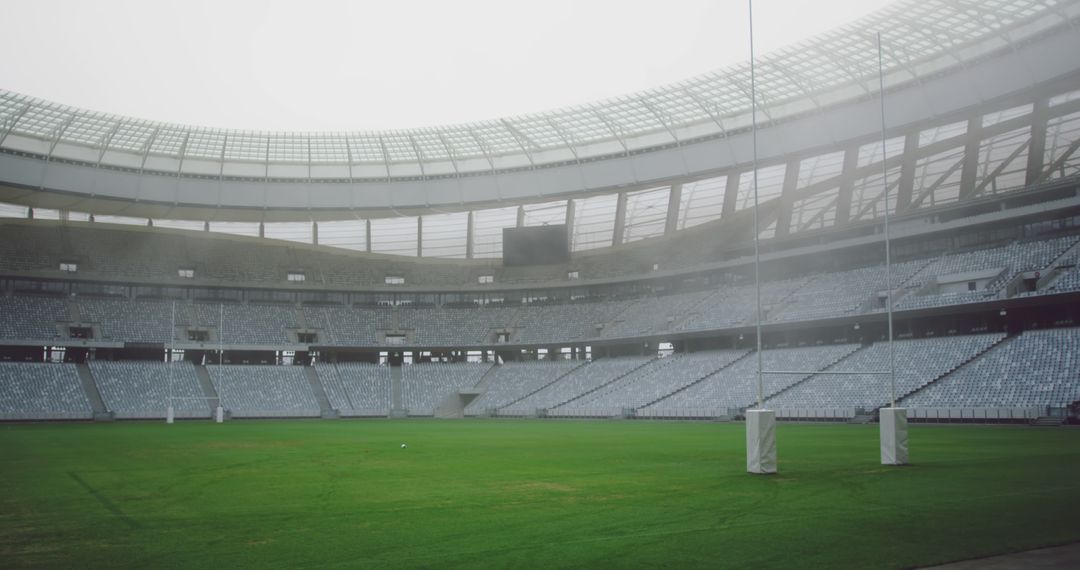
[2,419,1079,569]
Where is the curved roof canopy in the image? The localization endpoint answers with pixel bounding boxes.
[1,0,1074,180]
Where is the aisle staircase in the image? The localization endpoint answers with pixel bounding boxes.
[304,366,336,418]
[75,363,111,421]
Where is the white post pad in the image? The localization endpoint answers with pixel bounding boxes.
[880,407,908,465]
[746,409,777,474]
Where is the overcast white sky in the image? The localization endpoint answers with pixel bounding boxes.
[1,0,896,131]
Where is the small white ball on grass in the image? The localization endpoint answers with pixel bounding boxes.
[400,443,407,449]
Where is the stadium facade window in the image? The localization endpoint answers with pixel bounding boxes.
[59,262,78,272]
[478,275,494,284]
[187,330,209,342]
[385,275,405,285]
[178,268,195,279]
[567,271,579,280]
[297,332,318,344]
[287,271,306,282]
[385,334,406,345]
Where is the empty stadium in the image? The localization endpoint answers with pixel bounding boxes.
[2,0,1080,567]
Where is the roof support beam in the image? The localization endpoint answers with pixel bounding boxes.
[665,183,682,235]
[638,98,681,144]
[591,109,629,155]
[465,128,496,170]
[895,131,919,213]
[465,211,475,259]
[416,215,423,257]
[721,171,741,219]
[377,136,393,182]
[958,116,983,200]
[972,138,1032,198]
[499,119,539,167]
[0,103,32,147]
[46,114,77,159]
[797,193,842,233]
[774,160,801,238]
[1026,97,1049,185]
[544,118,581,161]
[408,135,427,179]
[95,121,123,166]
[910,154,965,210]
[612,191,628,246]
[435,132,462,175]
[176,132,191,178]
[344,137,356,182]
[833,145,860,226]
[564,199,576,250]
[1037,136,1080,183]
[137,127,160,173]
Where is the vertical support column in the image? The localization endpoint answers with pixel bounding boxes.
[416,216,423,258]
[880,407,909,465]
[665,183,682,235]
[1026,97,1049,186]
[745,409,777,474]
[834,146,859,226]
[258,222,265,238]
[365,220,372,253]
[959,116,982,201]
[895,131,919,213]
[465,211,475,259]
[721,171,741,219]
[516,205,525,228]
[612,191,627,246]
[564,199,576,251]
[312,221,318,246]
[204,221,210,232]
[774,160,800,238]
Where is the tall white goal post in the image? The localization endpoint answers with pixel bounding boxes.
[744,2,905,473]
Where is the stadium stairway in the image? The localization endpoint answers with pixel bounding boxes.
[67,298,81,324]
[304,366,337,419]
[549,357,658,410]
[666,291,722,332]
[390,365,404,415]
[193,365,220,412]
[639,350,752,409]
[761,344,866,406]
[471,364,502,393]
[75,362,111,421]
[494,360,589,413]
[891,334,1013,408]
[1031,239,1080,292]
[436,365,499,419]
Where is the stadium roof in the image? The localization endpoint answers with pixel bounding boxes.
[1,0,1073,177]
